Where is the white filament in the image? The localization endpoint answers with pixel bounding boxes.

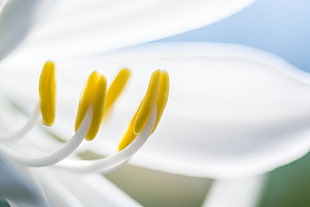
[0,103,40,142]
[0,107,93,167]
[57,106,157,173]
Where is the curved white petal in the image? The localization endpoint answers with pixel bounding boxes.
[0,0,53,61]
[8,0,255,61]
[2,43,310,179]
[36,168,142,207]
[0,154,49,207]
[202,175,265,207]
[70,43,310,179]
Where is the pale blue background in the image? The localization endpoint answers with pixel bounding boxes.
[157,0,310,206]
[158,0,310,72]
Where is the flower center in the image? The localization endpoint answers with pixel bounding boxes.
[0,61,169,173]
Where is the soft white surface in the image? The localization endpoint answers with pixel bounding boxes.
[36,168,142,207]
[6,0,255,61]
[202,175,265,207]
[35,169,84,207]
[1,43,310,179]
[0,154,49,207]
[0,104,40,141]
[0,0,52,60]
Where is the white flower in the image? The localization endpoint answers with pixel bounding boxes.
[0,154,48,206]
[28,42,308,179]
[3,43,308,206]
[5,0,308,206]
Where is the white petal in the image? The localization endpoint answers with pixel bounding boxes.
[8,0,255,61]
[202,175,265,207]
[71,43,310,178]
[36,168,142,207]
[0,0,53,61]
[34,170,84,207]
[0,154,49,207]
[2,43,310,179]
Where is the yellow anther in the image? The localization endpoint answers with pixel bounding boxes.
[152,71,169,133]
[75,71,107,141]
[39,61,56,126]
[75,71,99,131]
[104,68,131,115]
[87,75,107,140]
[117,102,142,151]
[134,70,161,134]
[118,70,169,151]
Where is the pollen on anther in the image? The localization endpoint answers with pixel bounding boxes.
[39,61,56,126]
[134,70,161,134]
[104,68,131,116]
[75,71,107,141]
[152,70,169,132]
[118,70,169,151]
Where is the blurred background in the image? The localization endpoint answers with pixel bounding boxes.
[156,0,310,206]
[109,0,310,206]
[158,0,310,72]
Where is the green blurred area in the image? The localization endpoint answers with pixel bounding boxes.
[82,150,212,207]
[259,152,310,207]
[0,197,10,207]
[106,164,212,207]
[83,150,310,207]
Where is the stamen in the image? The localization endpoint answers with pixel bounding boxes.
[152,70,169,132]
[39,61,56,126]
[75,71,107,141]
[117,102,142,151]
[57,106,157,173]
[134,70,161,134]
[0,104,40,142]
[0,107,93,167]
[0,61,57,142]
[104,68,131,115]
[1,64,169,173]
[74,71,99,131]
[118,70,169,151]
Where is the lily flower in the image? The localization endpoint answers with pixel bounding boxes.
[34,42,308,180]
[3,42,310,206]
[4,0,304,206]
